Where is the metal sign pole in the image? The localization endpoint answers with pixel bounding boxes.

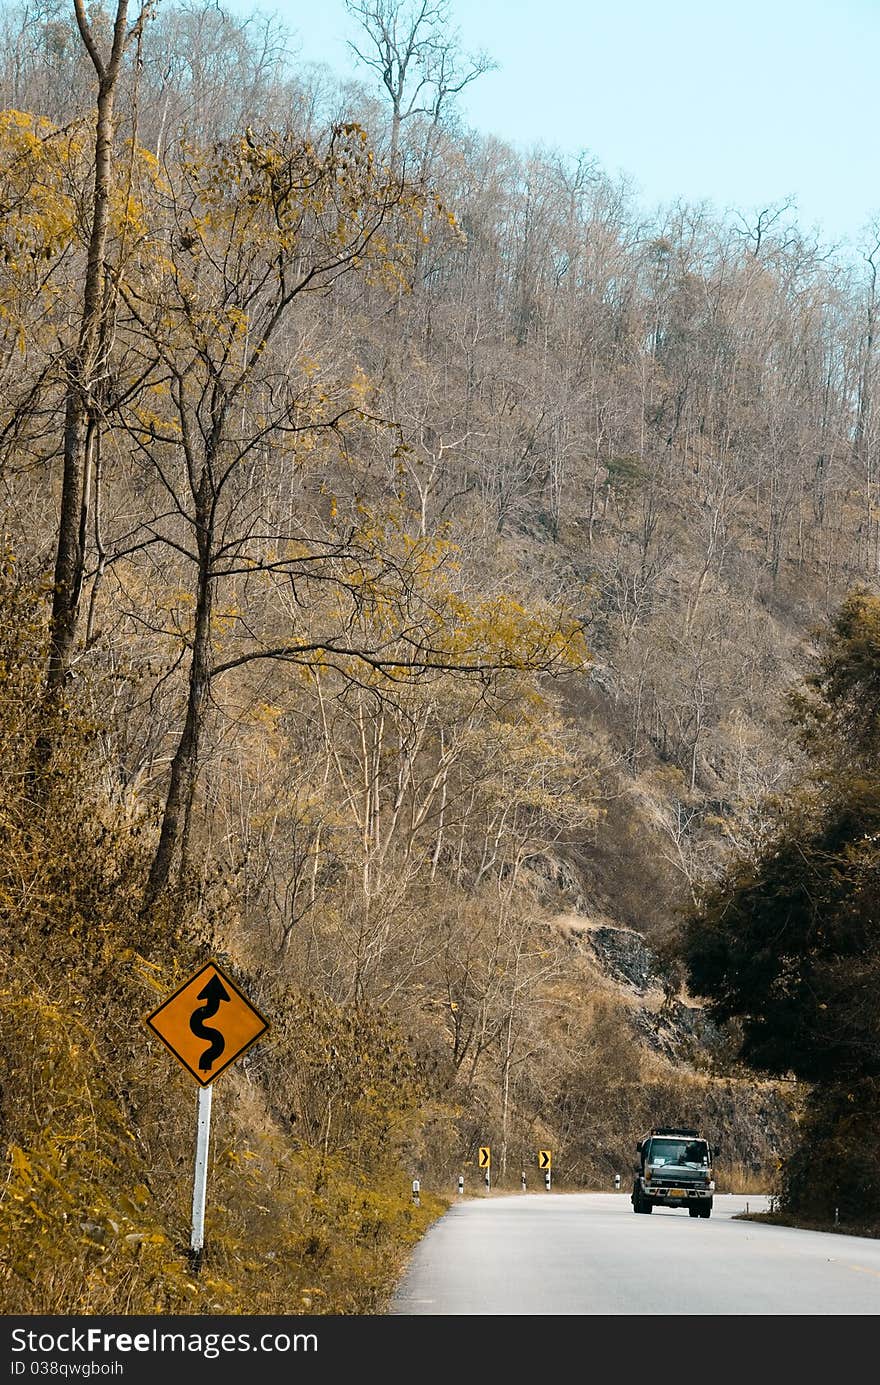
[190,1084,213,1262]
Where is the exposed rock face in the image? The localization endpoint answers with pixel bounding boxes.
[630,998,724,1063]
[584,924,665,992]
[580,922,725,1060]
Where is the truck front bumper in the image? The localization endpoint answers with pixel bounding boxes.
[638,1184,713,1205]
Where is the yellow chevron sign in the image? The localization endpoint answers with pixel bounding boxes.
[478,1146,491,1169]
[539,1149,552,1170]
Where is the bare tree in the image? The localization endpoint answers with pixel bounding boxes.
[38,0,150,759]
[345,0,495,160]
[853,228,879,470]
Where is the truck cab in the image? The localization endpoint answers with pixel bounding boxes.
[632,1126,716,1218]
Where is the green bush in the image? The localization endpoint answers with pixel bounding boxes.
[781,1079,880,1224]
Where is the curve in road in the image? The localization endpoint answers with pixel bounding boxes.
[390,1193,880,1315]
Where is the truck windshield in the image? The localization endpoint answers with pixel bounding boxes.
[647,1138,709,1167]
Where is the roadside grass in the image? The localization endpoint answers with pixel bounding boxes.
[713,1159,777,1194]
[735,1210,880,1240]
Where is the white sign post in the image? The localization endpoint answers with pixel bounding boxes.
[191,1084,213,1261]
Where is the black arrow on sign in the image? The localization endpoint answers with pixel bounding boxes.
[539,1151,551,1168]
[189,974,231,1071]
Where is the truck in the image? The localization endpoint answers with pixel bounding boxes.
[631,1126,717,1218]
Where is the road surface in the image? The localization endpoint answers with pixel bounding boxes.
[390,1193,880,1314]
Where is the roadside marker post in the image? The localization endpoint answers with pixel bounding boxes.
[521,1169,527,1192]
[412,1179,420,1206]
[614,1173,621,1189]
[457,1174,464,1195]
[479,1145,491,1192]
[539,1149,552,1190]
[144,959,269,1268]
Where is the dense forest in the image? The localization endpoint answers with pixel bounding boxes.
[1,0,879,1313]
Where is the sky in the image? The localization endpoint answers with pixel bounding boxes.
[226,0,880,254]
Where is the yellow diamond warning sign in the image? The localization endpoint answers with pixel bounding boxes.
[145,960,269,1086]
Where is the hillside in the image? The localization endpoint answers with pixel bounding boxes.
[1,0,876,1311]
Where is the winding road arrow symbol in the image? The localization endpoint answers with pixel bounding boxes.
[189,973,231,1072]
[145,959,269,1086]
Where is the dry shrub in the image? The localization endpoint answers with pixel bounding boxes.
[713,1159,777,1195]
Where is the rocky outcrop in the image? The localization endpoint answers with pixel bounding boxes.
[574,921,726,1062]
[629,996,725,1063]
[583,923,666,992]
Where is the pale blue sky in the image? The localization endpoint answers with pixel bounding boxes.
[228,0,879,252]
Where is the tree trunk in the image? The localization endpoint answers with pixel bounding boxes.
[144,491,214,906]
[38,2,130,757]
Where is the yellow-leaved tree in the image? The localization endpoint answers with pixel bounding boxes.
[87,120,591,907]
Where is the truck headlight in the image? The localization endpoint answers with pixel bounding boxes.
[645,1168,652,1182]
[708,1181,715,1191]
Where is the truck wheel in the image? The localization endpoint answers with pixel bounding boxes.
[700,1207,711,1218]
[689,1206,700,1217]
[633,1186,652,1213]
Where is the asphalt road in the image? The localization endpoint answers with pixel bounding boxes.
[390,1193,880,1315]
